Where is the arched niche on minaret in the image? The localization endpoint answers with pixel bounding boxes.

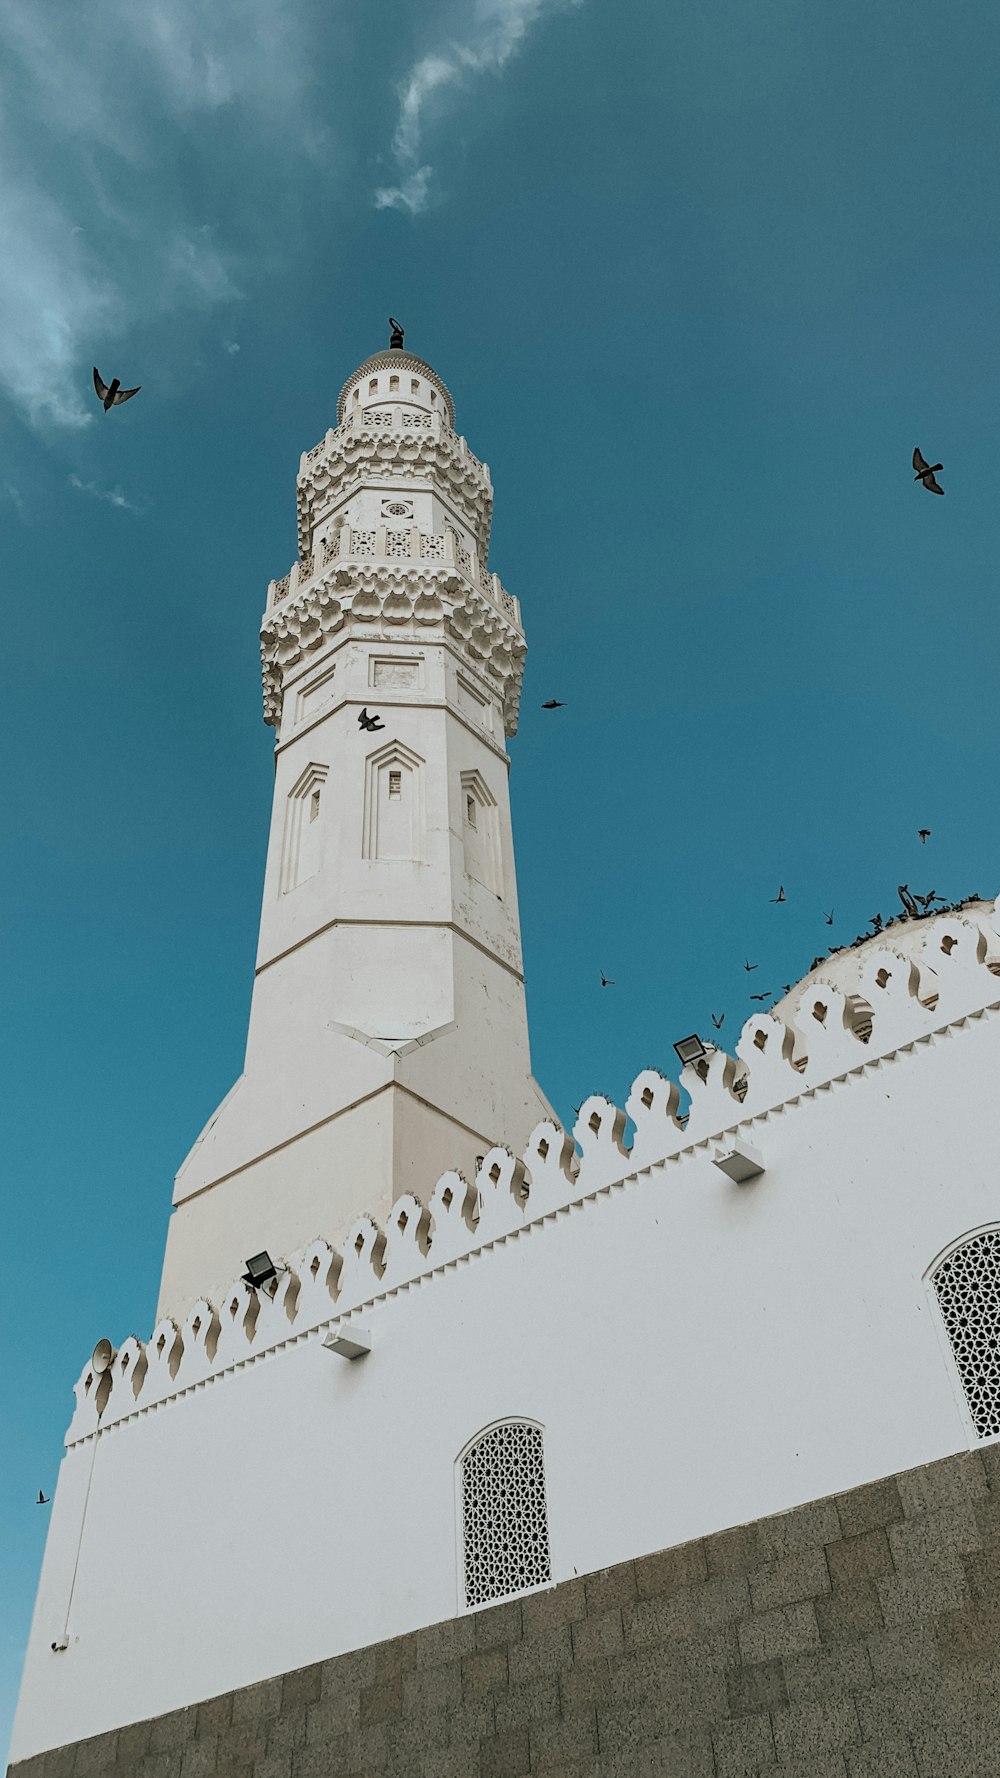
[460,769,502,899]
[362,740,426,862]
[279,762,330,894]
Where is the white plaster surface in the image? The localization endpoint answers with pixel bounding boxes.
[10,911,1000,1760]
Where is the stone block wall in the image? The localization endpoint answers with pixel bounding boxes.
[10,1445,1000,1778]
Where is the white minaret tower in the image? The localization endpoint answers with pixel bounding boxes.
[158,324,554,1320]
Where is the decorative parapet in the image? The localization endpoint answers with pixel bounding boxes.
[259,561,526,734]
[295,420,493,565]
[266,529,520,630]
[67,898,1000,1450]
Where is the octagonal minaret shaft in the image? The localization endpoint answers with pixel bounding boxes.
[156,328,553,1322]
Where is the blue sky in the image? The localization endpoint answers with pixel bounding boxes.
[4,0,1000,1755]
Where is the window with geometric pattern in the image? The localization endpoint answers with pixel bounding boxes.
[931,1229,1000,1439]
[459,1421,552,1607]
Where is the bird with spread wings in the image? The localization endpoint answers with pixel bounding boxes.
[93,367,140,411]
[913,448,944,495]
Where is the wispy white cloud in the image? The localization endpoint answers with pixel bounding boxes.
[374,0,581,213]
[0,0,322,431]
[69,472,143,513]
[222,339,241,356]
[2,481,26,518]
[374,166,433,215]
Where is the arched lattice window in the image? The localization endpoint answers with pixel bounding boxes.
[932,1229,1000,1439]
[460,1421,552,1607]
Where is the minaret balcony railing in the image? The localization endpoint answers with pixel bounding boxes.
[300,409,490,482]
[267,527,521,627]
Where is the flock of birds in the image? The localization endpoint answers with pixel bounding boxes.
[587,830,956,1019]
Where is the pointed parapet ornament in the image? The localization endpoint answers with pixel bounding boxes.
[323,1325,371,1360]
[711,1139,765,1184]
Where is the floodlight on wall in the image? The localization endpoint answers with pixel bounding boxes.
[323,1326,371,1360]
[90,1339,115,1374]
[711,1139,765,1184]
[242,1251,279,1293]
[673,1034,707,1068]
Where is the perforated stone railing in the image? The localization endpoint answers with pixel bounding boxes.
[303,411,486,479]
[267,528,521,629]
[67,899,1000,1447]
[295,417,493,569]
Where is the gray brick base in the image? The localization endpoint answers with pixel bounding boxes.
[10,1448,1000,1778]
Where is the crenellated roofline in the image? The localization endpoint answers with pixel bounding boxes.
[66,896,1000,1448]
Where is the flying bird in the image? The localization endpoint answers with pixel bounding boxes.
[357,708,385,732]
[912,448,944,495]
[710,1012,725,1029]
[37,1491,49,1505]
[744,960,758,972]
[824,910,834,925]
[599,971,615,987]
[541,700,566,709]
[770,886,786,903]
[750,992,772,1002]
[915,890,941,911]
[918,829,931,844]
[93,367,140,412]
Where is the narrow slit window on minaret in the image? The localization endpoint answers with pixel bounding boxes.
[369,378,377,393]
[389,770,402,799]
[411,378,420,394]
[466,794,477,828]
[309,789,321,822]
[389,375,399,391]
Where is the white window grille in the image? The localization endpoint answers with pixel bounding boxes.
[460,1422,552,1608]
[932,1229,1000,1438]
[420,534,445,559]
[385,529,410,558]
[351,530,376,557]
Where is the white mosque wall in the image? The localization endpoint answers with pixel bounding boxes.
[11,903,1000,1762]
